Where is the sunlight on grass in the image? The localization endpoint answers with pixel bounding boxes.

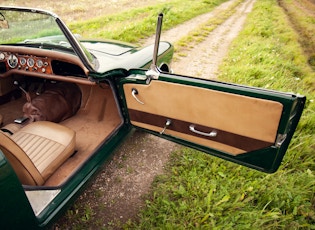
[68,0,228,44]
[279,0,315,70]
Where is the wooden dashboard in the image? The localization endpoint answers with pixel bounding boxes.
[0,45,94,85]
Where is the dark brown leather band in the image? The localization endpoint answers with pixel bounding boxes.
[129,109,273,152]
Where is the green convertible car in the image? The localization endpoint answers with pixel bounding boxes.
[0,6,305,229]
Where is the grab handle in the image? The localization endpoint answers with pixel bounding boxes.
[131,88,144,105]
[189,124,217,137]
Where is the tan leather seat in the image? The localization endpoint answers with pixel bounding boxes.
[0,121,75,186]
[1,123,23,135]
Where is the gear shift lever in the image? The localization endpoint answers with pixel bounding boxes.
[14,81,31,102]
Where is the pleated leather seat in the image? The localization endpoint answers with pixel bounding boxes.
[0,121,75,186]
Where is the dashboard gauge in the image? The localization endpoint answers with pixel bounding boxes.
[36,59,43,68]
[20,57,26,66]
[7,54,18,68]
[0,52,5,61]
[27,58,35,67]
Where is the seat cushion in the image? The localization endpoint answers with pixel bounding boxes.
[11,121,76,183]
[0,132,44,185]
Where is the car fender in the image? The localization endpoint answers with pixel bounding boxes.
[0,150,38,229]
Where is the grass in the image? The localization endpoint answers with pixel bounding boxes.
[68,0,228,44]
[133,149,314,229]
[279,0,315,70]
[128,0,315,229]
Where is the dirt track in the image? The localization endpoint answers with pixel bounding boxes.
[51,0,257,228]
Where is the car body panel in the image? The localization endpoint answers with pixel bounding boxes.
[87,41,173,73]
[119,69,305,173]
[0,151,38,228]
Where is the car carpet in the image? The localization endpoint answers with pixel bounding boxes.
[44,83,122,186]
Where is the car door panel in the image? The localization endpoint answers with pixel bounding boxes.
[124,81,284,155]
[119,70,305,173]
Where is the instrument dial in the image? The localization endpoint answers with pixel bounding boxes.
[36,59,43,68]
[7,54,18,68]
[0,52,5,61]
[20,57,26,66]
[27,58,35,67]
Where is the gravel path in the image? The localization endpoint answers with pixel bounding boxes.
[50,0,257,228]
[171,0,255,79]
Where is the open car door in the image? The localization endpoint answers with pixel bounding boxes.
[118,14,305,173]
[119,69,305,173]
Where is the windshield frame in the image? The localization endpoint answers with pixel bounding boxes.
[0,6,96,72]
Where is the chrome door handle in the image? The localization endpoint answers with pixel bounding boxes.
[131,88,144,105]
[189,124,217,137]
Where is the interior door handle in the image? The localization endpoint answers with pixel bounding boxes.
[131,88,144,105]
[189,124,217,137]
[160,119,172,134]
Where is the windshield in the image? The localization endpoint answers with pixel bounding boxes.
[0,7,96,71]
[0,9,69,46]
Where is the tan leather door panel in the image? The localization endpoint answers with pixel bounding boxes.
[123,81,283,155]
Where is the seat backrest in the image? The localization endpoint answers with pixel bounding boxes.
[0,132,44,185]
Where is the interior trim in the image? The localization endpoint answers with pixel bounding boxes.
[129,109,273,152]
[123,80,284,155]
[123,81,283,143]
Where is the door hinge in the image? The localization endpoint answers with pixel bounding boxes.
[145,65,160,83]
